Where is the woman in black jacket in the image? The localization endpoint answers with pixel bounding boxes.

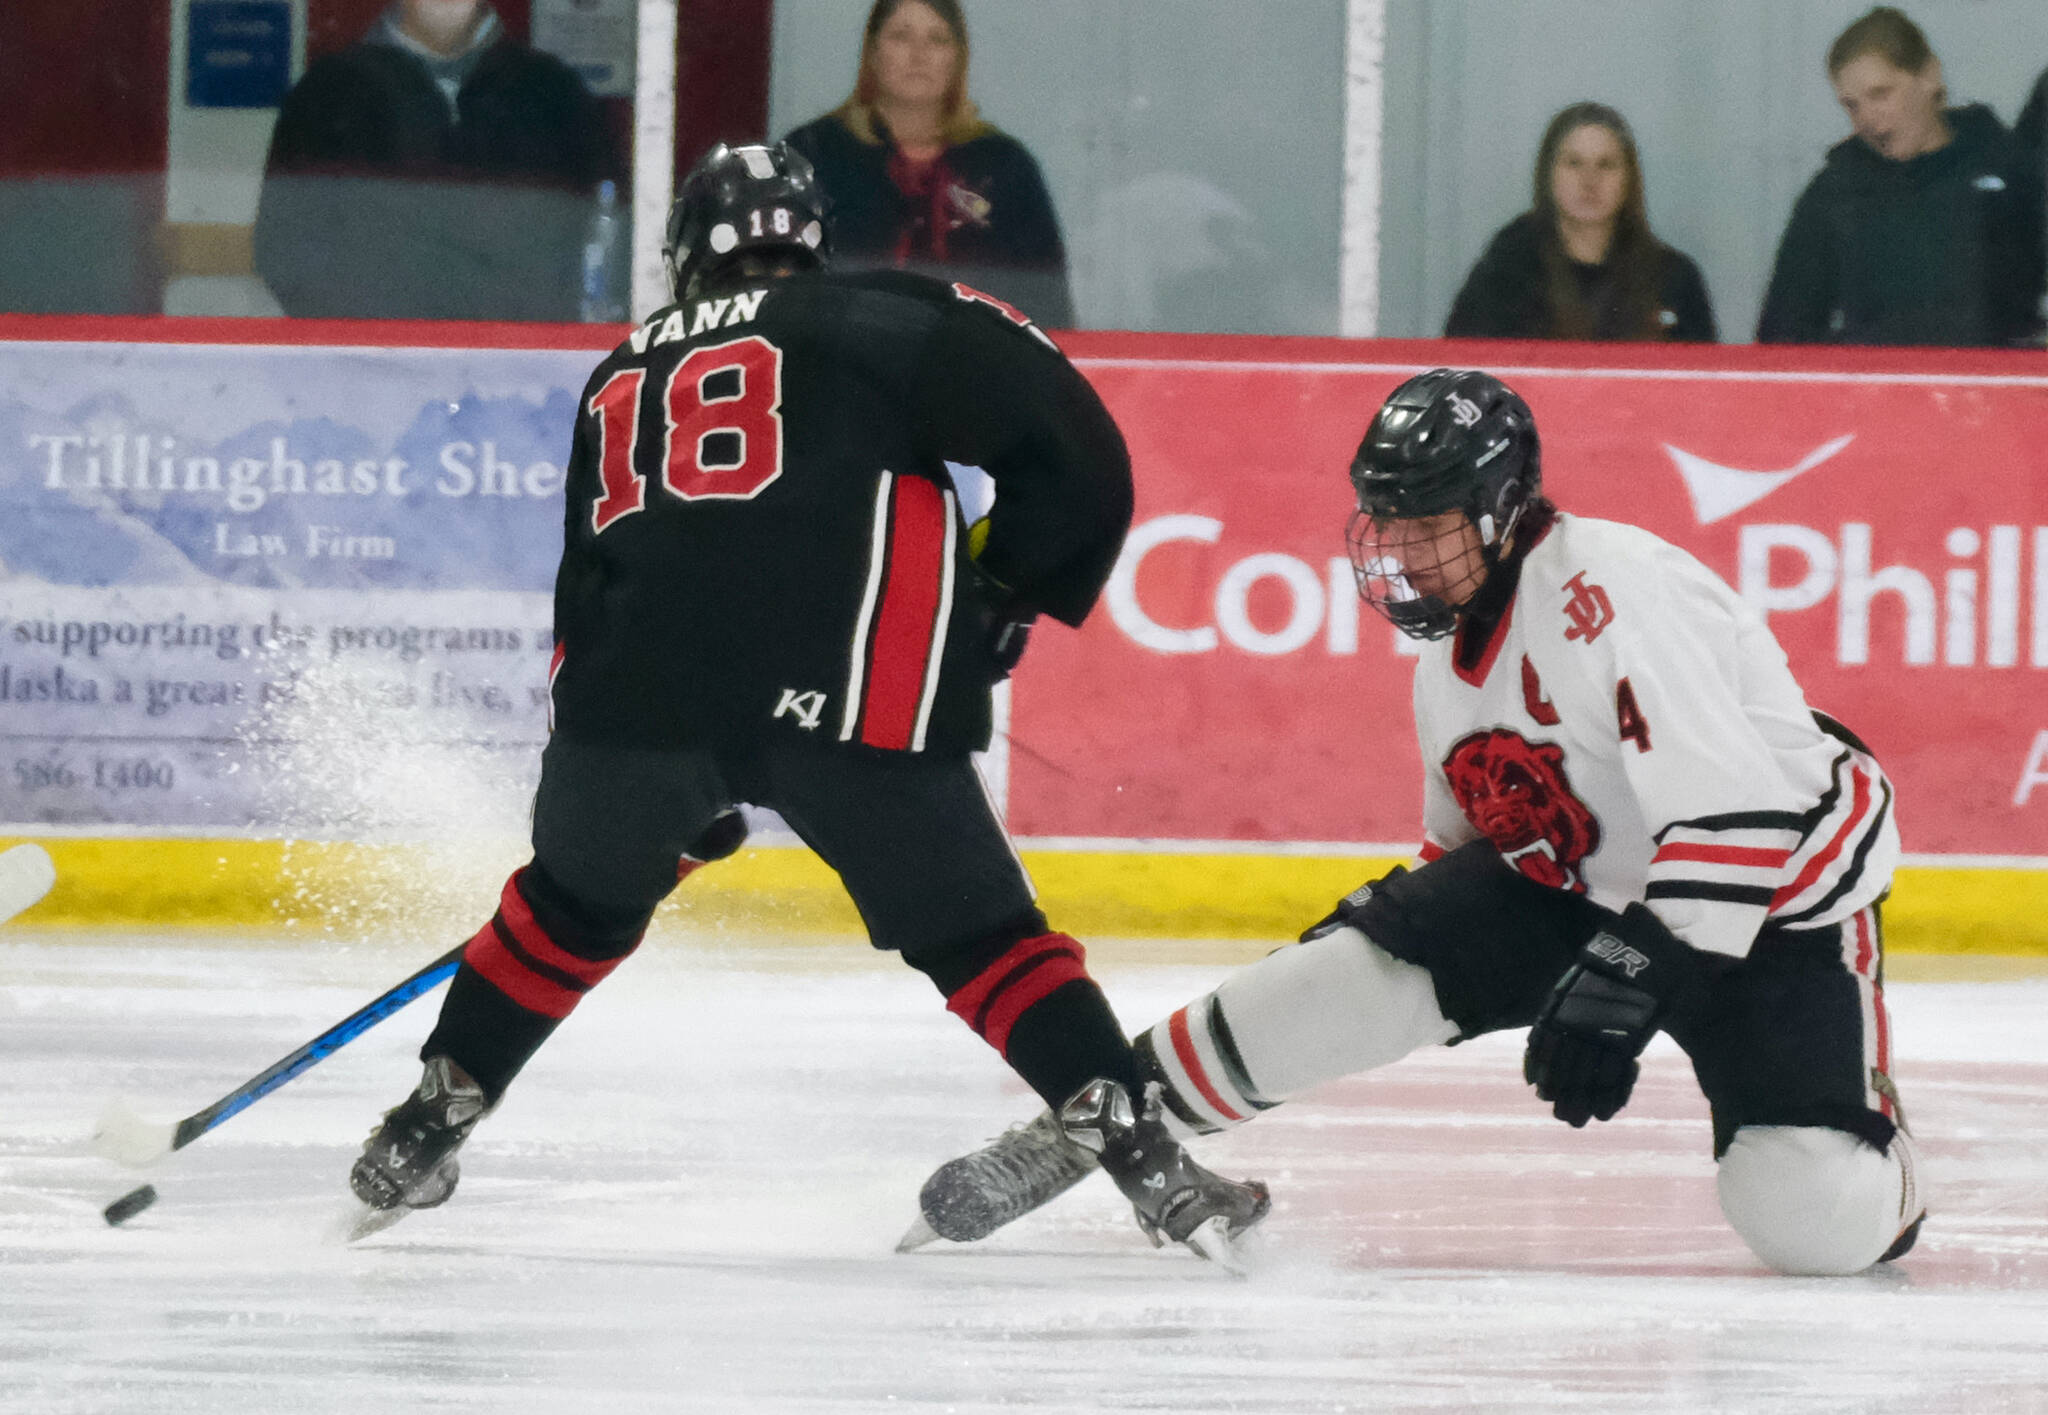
[782,0,1073,328]
[1446,102,1716,342]
[1758,8,2044,347]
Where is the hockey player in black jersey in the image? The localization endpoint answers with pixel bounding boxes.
[345,142,1267,1262]
[906,368,1925,1276]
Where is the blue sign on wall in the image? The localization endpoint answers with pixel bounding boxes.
[188,0,293,110]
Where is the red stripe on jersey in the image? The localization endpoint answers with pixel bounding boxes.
[1653,842,1792,868]
[1417,839,1446,863]
[1853,908,1875,976]
[495,871,621,988]
[1772,765,1873,911]
[1168,1005,1247,1124]
[857,475,948,750]
[1873,982,1894,1118]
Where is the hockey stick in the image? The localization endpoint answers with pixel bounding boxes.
[0,843,57,927]
[94,943,464,1168]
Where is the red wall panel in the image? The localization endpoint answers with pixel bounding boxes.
[0,5,170,175]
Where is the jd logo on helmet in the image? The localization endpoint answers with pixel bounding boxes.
[1448,394,1483,428]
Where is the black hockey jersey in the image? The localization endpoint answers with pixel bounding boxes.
[548,268,1132,753]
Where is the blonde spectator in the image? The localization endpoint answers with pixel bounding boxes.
[782,0,1073,327]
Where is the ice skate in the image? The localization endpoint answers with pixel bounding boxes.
[897,1108,1097,1251]
[344,1055,488,1240]
[1059,1078,1270,1273]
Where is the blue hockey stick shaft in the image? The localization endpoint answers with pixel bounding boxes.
[166,944,464,1152]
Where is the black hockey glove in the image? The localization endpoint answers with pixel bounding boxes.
[1523,903,1712,1128]
[967,519,1035,682]
[987,614,1033,680]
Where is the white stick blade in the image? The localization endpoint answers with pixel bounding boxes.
[93,1098,178,1168]
[0,843,56,926]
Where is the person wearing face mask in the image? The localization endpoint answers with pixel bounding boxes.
[781,0,1074,328]
[1446,102,1716,343]
[1757,7,2045,347]
[254,0,618,321]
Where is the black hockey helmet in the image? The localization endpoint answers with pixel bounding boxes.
[663,141,831,299]
[1344,368,1542,639]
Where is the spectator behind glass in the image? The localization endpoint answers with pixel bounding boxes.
[781,0,1074,328]
[2017,63,2048,318]
[254,0,618,321]
[1758,7,2045,347]
[1446,103,1715,342]
[2021,64,2048,156]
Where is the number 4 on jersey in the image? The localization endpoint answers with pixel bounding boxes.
[1616,677,1653,753]
[588,335,786,533]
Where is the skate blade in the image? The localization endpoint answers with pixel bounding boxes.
[1182,1215,1250,1277]
[895,1214,943,1253]
[336,1199,414,1244]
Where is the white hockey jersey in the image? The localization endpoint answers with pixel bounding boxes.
[1412,512,1898,959]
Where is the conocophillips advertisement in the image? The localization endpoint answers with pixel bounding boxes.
[1016,334,2048,860]
[1,324,2041,864]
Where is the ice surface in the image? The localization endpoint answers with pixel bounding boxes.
[3,935,2045,1414]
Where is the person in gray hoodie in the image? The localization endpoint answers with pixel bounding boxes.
[1758,7,2044,347]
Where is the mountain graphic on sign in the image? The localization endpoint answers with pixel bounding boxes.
[1661,434,1854,524]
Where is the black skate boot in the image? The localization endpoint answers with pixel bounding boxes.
[1058,1078,1270,1272]
[897,1108,1097,1251]
[345,1055,488,1240]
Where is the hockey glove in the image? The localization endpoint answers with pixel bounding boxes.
[1523,903,1711,1128]
[966,518,1035,681]
[987,615,1033,680]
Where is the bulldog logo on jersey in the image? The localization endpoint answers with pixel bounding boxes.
[1443,728,1602,892]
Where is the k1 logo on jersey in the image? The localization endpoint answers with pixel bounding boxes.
[1443,728,1602,892]
[774,688,827,730]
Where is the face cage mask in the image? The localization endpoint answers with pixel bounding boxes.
[1344,506,1503,641]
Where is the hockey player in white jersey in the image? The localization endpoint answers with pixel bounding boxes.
[906,368,1923,1275]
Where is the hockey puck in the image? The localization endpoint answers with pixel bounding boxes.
[102,1184,158,1226]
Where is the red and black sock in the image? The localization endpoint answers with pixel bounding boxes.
[916,920,1141,1109]
[423,865,649,1104]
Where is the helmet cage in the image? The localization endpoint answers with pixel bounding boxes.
[1344,369,1540,640]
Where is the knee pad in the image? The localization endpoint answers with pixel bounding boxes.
[1717,1125,1921,1275]
[1138,926,1457,1136]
